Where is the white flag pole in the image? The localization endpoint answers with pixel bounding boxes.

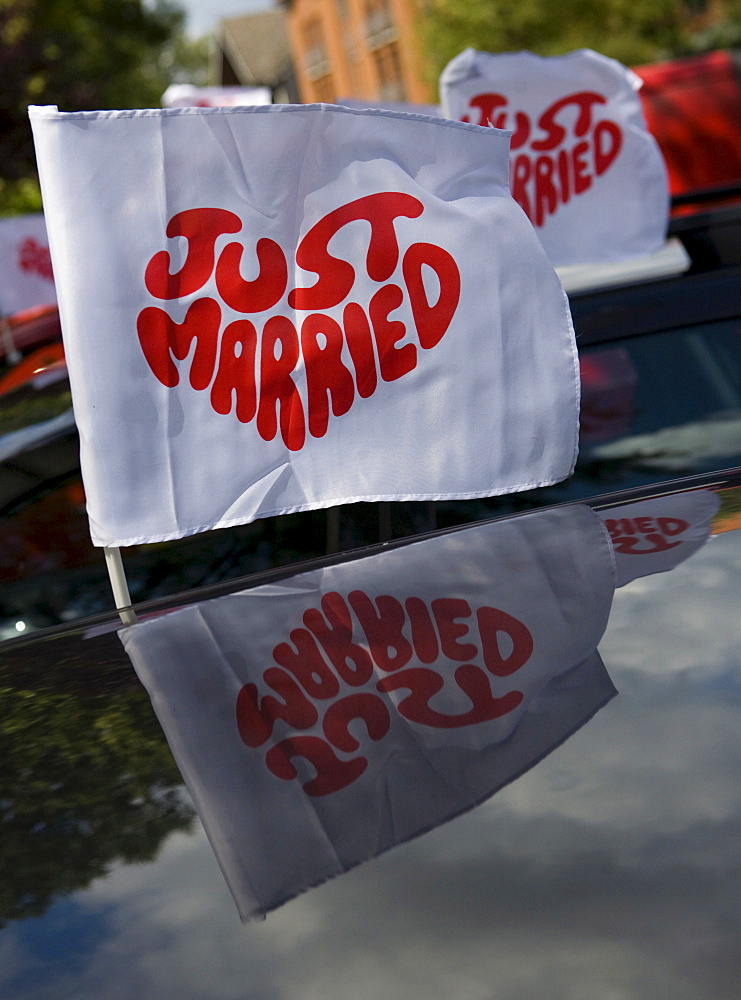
[104,546,138,626]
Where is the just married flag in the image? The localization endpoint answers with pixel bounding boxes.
[121,504,617,920]
[30,103,579,547]
[440,49,669,266]
[0,213,56,316]
[598,490,720,587]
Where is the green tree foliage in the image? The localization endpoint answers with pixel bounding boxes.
[421,0,741,81]
[0,0,203,212]
[0,681,195,925]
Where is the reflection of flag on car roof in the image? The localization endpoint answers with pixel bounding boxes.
[121,504,617,920]
[599,490,720,587]
[30,103,579,548]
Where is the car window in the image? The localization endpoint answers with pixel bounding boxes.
[578,316,741,477]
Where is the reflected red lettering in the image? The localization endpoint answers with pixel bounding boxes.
[323,693,390,752]
[349,590,413,673]
[266,736,367,796]
[378,664,523,728]
[302,592,374,686]
[272,628,340,699]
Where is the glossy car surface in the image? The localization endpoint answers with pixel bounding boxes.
[0,471,739,999]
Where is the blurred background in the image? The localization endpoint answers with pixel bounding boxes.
[2,0,741,215]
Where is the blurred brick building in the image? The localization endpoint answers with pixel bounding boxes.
[279,0,432,105]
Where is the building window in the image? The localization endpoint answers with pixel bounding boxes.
[373,42,406,101]
[303,18,331,82]
[364,0,396,49]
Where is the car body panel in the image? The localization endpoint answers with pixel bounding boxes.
[0,473,739,999]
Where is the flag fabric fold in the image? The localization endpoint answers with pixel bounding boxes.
[30,103,579,548]
[121,503,617,920]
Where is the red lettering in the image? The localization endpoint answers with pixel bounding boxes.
[145,208,241,300]
[349,591,413,673]
[343,302,378,399]
[140,197,461,445]
[463,93,507,127]
[266,735,366,796]
[215,237,287,313]
[613,533,680,554]
[137,298,221,389]
[535,155,558,227]
[511,155,532,221]
[605,516,685,554]
[210,319,257,422]
[288,192,424,310]
[323,693,390,752]
[557,148,571,205]
[405,596,439,664]
[235,668,318,748]
[235,683,271,748]
[477,606,533,677]
[605,518,636,538]
[403,243,461,350]
[257,315,306,451]
[572,141,592,195]
[260,666,319,732]
[510,111,532,150]
[378,664,523,728]
[301,313,355,439]
[533,92,606,151]
[302,592,374,687]
[594,120,622,176]
[369,284,417,382]
[272,628,340,699]
[432,598,477,661]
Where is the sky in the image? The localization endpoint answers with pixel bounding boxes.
[178,0,272,36]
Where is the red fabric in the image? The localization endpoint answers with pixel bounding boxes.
[634,50,741,197]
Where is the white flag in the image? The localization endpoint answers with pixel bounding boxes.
[0,213,56,316]
[599,490,720,587]
[30,103,579,548]
[161,84,272,108]
[121,503,617,920]
[440,49,669,266]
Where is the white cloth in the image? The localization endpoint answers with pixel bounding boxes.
[121,504,617,920]
[161,85,272,108]
[598,490,720,587]
[0,213,56,315]
[30,103,579,547]
[440,48,669,266]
